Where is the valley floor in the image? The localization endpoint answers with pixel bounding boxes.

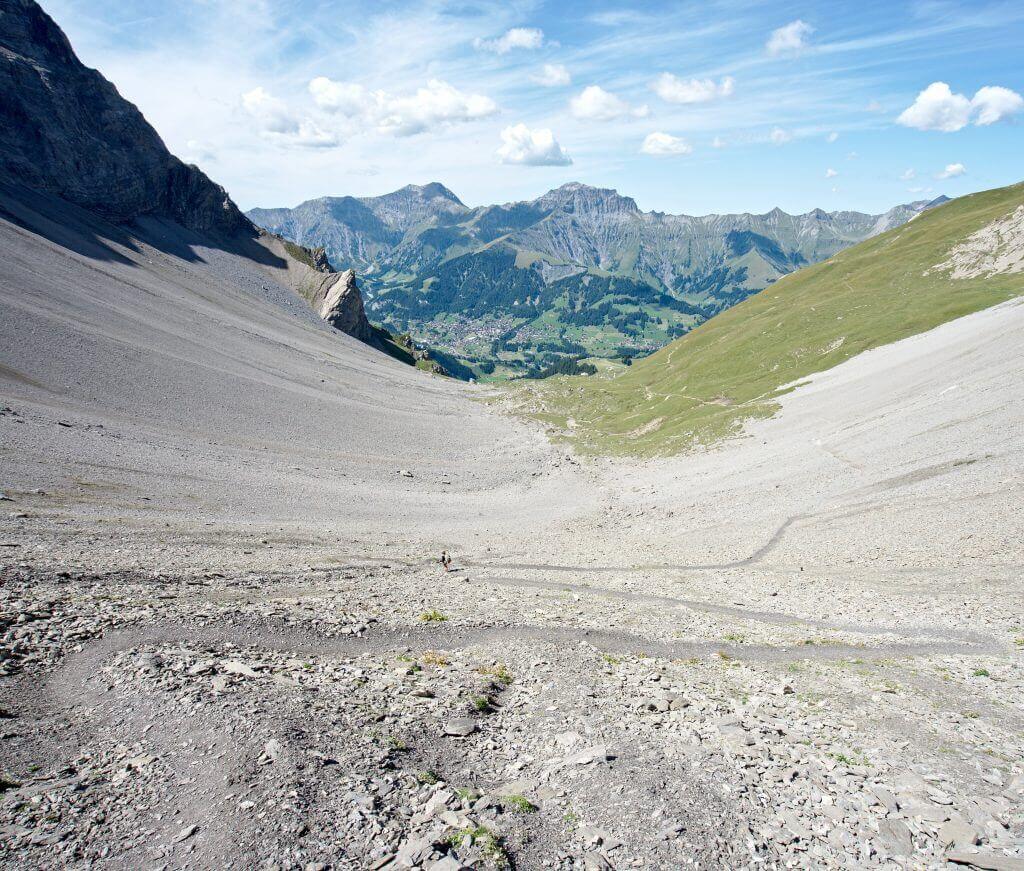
[1,199,1022,868]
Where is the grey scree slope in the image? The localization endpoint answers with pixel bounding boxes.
[3,183,1023,867]
[1,0,1023,866]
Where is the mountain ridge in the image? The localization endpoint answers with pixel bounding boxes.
[248,183,948,378]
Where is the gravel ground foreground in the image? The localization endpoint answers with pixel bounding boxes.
[1,199,1023,869]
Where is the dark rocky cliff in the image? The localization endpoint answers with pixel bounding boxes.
[0,0,250,235]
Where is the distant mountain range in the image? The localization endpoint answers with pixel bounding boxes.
[249,184,949,379]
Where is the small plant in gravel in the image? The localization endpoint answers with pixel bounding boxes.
[446,826,508,867]
[416,770,441,785]
[420,610,448,623]
[421,651,449,667]
[723,633,745,643]
[600,653,621,666]
[973,668,991,678]
[828,750,870,767]
[963,710,980,719]
[505,794,538,814]
[1014,637,1024,648]
[478,663,513,685]
[472,695,492,712]
[386,735,408,751]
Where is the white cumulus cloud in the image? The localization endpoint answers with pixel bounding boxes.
[972,85,1024,126]
[475,27,545,54]
[378,80,497,136]
[767,20,814,56]
[651,73,735,104]
[900,168,916,180]
[570,85,646,121]
[936,163,966,179]
[827,131,839,143]
[309,77,370,116]
[309,77,497,137]
[897,82,1024,131]
[241,87,338,148]
[825,168,838,178]
[497,124,572,166]
[770,127,793,145]
[640,132,693,156]
[533,64,571,87]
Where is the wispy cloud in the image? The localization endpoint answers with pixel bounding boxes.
[651,74,735,104]
[766,20,815,56]
[532,64,571,87]
[474,27,546,54]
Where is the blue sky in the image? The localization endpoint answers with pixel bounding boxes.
[43,0,1024,215]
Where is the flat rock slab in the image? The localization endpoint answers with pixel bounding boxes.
[947,850,1024,871]
[443,717,477,737]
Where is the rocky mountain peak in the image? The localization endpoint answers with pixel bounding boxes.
[402,182,465,206]
[535,182,640,217]
[0,0,250,235]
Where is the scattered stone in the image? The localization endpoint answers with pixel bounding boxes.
[174,824,199,843]
[443,717,477,737]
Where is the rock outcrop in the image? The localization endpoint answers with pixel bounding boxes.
[0,0,250,235]
[318,270,374,342]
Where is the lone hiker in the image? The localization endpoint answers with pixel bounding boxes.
[440,550,452,572]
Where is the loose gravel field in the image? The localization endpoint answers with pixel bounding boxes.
[1,199,1022,869]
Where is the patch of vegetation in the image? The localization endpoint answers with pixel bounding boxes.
[477,663,514,685]
[505,794,538,814]
[522,356,598,379]
[421,651,449,667]
[600,653,621,666]
[445,825,509,867]
[416,770,441,785]
[828,750,871,767]
[723,633,746,643]
[973,668,991,678]
[420,610,448,623]
[471,695,493,712]
[282,239,320,269]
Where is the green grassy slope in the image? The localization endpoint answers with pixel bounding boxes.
[514,182,1024,456]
